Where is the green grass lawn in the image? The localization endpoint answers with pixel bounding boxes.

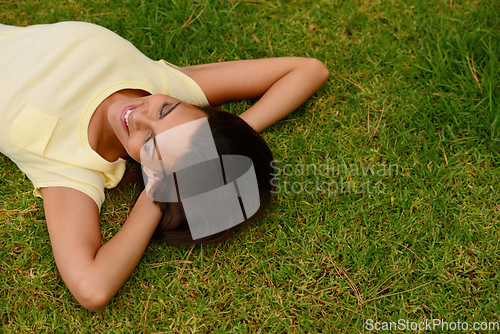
[1,0,498,332]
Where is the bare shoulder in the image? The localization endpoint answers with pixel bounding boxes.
[40,187,101,259]
[40,187,100,223]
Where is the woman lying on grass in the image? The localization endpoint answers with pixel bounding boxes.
[0,21,328,310]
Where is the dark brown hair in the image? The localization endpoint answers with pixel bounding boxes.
[150,106,274,246]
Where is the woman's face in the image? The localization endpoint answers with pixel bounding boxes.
[107,94,206,162]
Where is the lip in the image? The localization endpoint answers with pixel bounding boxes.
[120,105,140,135]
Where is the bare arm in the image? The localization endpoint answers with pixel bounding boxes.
[41,187,162,311]
[39,58,327,311]
[179,57,329,132]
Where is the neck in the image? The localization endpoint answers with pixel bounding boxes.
[89,89,149,162]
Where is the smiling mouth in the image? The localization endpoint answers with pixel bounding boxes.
[121,105,139,134]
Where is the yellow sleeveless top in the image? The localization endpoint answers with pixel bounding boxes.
[0,21,208,208]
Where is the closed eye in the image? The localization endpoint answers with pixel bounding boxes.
[160,102,181,119]
[145,132,154,145]
[144,102,181,144]
[152,135,162,160]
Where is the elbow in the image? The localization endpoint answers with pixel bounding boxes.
[72,281,113,311]
[78,290,111,311]
[79,295,110,312]
[301,57,329,85]
[311,58,330,84]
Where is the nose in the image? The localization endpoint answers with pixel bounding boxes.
[131,94,178,129]
[130,106,156,132]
